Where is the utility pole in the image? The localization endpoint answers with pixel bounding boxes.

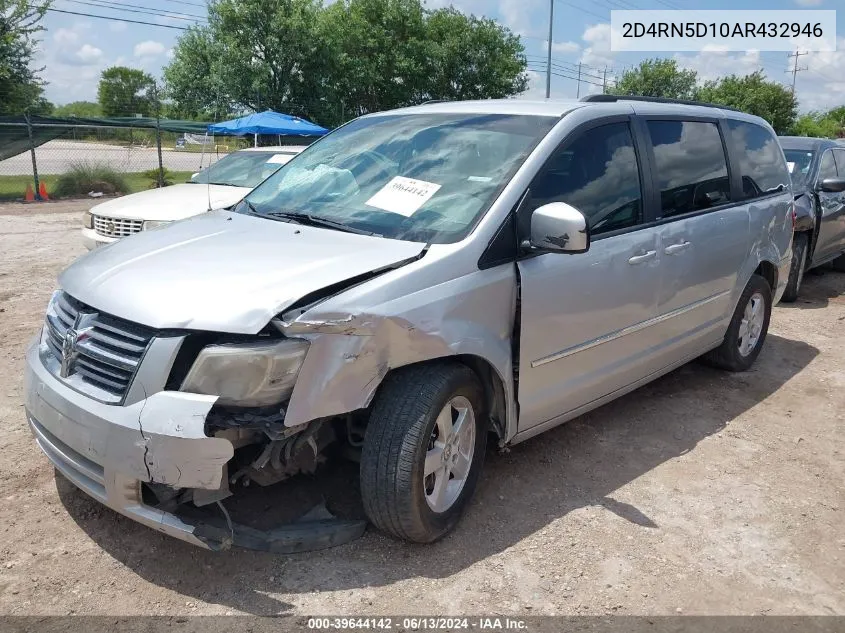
[545,0,553,99]
[576,63,582,99]
[152,83,164,188]
[786,51,808,96]
[602,66,608,94]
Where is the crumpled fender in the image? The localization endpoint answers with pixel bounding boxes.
[279,264,518,434]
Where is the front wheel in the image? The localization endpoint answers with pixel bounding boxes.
[704,274,772,372]
[781,233,808,303]
[360,363,487,543]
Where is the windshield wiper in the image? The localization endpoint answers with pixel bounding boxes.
[264,211,380,236]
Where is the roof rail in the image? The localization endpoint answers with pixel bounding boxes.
[580,94,741,113]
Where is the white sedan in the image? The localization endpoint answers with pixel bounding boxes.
[81,146,306,250]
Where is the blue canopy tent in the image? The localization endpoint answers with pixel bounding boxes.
[207,110,328,145]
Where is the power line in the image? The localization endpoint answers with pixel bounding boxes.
[526,56,607,81]
[45,7,190,28]
[554,0,607,21]
[164,0,208,7]
[528,63,607,88]
[58,0,207,21]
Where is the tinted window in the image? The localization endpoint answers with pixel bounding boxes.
[647,120,730,218]
[727,120,790,199]
[529,122,642,235]
[835,150,845,178]
[819,150,838,181]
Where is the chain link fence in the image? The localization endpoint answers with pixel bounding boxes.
[0,118,253,201]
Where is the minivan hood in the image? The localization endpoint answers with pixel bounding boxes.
[89,184,250,222]
[60,211,426,333]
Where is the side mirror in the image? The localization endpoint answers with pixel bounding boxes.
[527,202,590,254]
[818,177,845,193]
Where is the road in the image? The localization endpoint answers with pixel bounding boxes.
[0,199,843,618]
[0,140,228,176]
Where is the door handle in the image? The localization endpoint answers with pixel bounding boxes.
[664,241,691,255]
[628,250,657,265]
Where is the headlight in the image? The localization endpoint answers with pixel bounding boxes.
[143,220,171,231]
[180,339,309,407]
[83,211,93,229]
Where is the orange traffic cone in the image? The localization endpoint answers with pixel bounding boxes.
[24,184,34,201]
[38,181,49,200]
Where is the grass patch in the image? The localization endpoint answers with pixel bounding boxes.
[0,170,194,201]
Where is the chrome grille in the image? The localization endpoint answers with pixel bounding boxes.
[92,215,143,238]
[42,292,155,403]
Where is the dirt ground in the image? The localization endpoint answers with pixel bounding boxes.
[0,200,843,617]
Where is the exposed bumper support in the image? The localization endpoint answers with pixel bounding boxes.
[25,338,367,552]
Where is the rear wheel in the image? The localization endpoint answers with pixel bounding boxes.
[781,233,809,303]
[360,363,487,543]
[832,252,845,272]
[704,274,772,372]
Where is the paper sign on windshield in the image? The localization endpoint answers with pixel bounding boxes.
[266,154,295,165]
[365,176,441,217]
[786,161,796,173]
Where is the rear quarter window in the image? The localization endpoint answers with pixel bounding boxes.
[727,120,790,199]
[646,120,731,218]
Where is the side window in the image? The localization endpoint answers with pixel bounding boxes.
[835,150,845,178]
[818,150,838,182]
[528,122,642,236]
[647,120,730,218]
[727,120,790,200]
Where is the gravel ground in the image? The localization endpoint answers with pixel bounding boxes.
[0,200,843,617]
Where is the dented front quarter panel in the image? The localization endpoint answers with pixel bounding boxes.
[280,244,519,437]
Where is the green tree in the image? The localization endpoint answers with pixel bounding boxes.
[610,59,698,100]
[97,66,155,116]
[0,0,50,115]
[789,113,838,138]
[824,105,845,137]
[53,100,102,117]
[166,0,329,123]
[161,28,227,120]
[696,71,797,134]
[163,0,528,127]
[424,8,527,102]
[318,0,430,121]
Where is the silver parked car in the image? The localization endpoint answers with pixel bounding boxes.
[25,97,793,550]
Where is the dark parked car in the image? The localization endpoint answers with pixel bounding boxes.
[779,136,845,301]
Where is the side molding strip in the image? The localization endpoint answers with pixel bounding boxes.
[531,290,731,368]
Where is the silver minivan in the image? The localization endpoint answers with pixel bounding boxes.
[25,97,793,550]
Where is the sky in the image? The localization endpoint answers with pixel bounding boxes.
[34,0,845,113]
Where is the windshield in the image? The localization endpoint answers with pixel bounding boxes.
[191,150,299,188]
[238,113,558,243]
[783,149,815,187]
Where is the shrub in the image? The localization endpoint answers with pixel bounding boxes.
[53,162,130,197]
[140,167,174,188]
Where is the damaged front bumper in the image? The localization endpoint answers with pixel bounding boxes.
[24,339,365,551]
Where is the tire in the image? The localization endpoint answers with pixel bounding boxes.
[832,252,845,272]
[704,274,772,372]
[360,362,487,543]
[780,233,809,303]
